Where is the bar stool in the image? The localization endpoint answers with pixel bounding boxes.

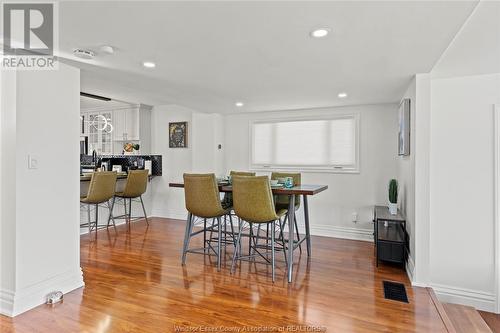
[182,173,231,271]
[220,171,256,248]
[230,175,288,282]
[109,170,149,228]
[271,172,302,252]
[80,171,118,238]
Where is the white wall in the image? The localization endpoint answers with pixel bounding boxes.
[0,63,84,316]
[0,70,18,313]
[224,104,399,239]
[150,105,225,219]
[429,73,500,311]
[150,105,193,219]
[191,112,225,175]
[414,0,500,312]
[399,77,416,276]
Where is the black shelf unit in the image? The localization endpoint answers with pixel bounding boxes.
[373,205,408,267]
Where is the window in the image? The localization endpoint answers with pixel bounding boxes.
[250,115,359,172]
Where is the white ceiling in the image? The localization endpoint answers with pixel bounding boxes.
[431,1,500,79]
[59,1,478,113]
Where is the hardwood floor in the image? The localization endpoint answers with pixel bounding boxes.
[443,303,492,333]
[1,218,447,332]
[480,311,500,333]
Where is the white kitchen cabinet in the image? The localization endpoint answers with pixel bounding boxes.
[81,104,151,154]
[126,108,139,140]
[85,111,113,155]
[113,108,139,141]
[112,109,126,141]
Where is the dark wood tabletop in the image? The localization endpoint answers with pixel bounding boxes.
[169,182,328,195]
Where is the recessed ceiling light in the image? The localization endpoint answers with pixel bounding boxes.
[338,92,348,98]
[310,28,331,38]
[235,102,244,107]
[143,61,156,68]
[73,49,95,59]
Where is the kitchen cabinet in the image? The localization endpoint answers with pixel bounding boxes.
[113,108,139,141]
[84,111,113,155]
[81,104,151,155]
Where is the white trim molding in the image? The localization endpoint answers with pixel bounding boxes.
[494,104,500,313]
[151,209,187,221]
[0,289,15,316]
[406,254,415,284]
[307,224,373,242]
[432,283,497,313]
[0,268,84,317]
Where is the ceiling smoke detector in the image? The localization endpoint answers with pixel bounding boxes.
[73,49,95,60]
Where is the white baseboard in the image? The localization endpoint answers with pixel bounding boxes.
[150,214,374,242]
[0,268,85,317]
[0,289,15,317]
[151,209,186,221]
[406,255,415,283]
[308,224,373,242]
[431,283,496,312]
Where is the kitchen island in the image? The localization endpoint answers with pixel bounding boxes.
[79,154,162,234]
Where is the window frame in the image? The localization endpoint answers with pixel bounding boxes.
[249,113,360,174]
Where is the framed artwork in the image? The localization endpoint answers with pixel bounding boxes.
[398,98,410,156]
[169,122,188,148]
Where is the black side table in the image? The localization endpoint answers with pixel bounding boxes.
[373,205,408,267]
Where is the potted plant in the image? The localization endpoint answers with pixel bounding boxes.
[123,143,140,155]
[388,179,398,215]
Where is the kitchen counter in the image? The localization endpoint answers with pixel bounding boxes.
[80,171,128,181]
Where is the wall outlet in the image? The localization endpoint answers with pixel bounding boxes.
[351,212,358,223]
[28,155,38,169]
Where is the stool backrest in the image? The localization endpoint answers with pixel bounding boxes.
[123,170,149,198]
[271,172,301,209]
[86,171,118,204]
[232,175,278,223]
[184,173,225,218]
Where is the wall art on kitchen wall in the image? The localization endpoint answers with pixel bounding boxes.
[169,122,188,148]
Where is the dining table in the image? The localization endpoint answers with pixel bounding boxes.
[169,181,328,282]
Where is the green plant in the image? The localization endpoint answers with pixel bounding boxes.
[388,179,398,203]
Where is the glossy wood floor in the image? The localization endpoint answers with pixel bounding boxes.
[480,311,500,333]
[1,218,448,332]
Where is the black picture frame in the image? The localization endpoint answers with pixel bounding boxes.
[169,122,188,148]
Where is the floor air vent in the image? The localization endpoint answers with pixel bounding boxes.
[383,281,409,303]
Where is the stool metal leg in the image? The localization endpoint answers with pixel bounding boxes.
[107,197,116,230]
[217,216,222,271]
[123,198,128,224]
[271,220,276,282]
[203,218,207,253]
[128,198,132,223]
[94,204,98,239]
[229,213,236,247]
[182,213,193,265]
[139,195,149,225]
[294,212,302,253]
[87,204,91,236]
[231,220,245,274]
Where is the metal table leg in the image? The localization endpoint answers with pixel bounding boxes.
[287,194,296,283]
[303,195,311,257]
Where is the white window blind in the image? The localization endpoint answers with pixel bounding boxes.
[251,116,359,172]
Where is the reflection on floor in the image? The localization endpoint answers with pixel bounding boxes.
[0,218,447,332]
